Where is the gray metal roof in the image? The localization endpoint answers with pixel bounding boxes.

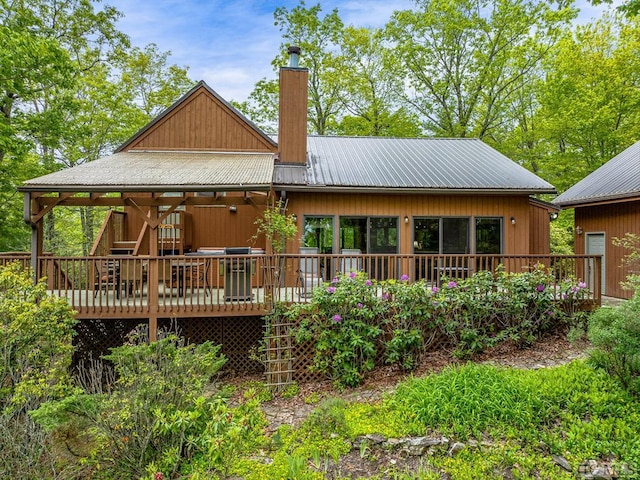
[20,151,275,192]
[553,140,640,207]
[274,136,555,193]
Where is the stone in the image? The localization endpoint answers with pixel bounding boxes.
[590,467,612,480]
[552,455,572,472]
[402,436,448,456]
[448,442,465,456]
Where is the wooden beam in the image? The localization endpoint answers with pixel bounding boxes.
[36,194,269,207]
[124,197,185,229]
[31,193,75,223]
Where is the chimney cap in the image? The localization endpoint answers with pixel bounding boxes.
[288,45,301,55]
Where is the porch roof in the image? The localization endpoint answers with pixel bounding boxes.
[19,151,275,193]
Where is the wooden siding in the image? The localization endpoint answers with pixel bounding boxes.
[278,67,308,164]
[529,202,552,254]
[575,199,640,299]
[286,192,533,255]
[125,87,277,153]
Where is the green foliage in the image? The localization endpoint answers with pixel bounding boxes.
[291,267,587,387]
[390,361,640,452]
[588,289,640,396]
[31,329,265,479]
[294,272,385,388]
[253,199,298,254]
[0,262,77,478]
[0,262,77,412]
[304,397,348,437]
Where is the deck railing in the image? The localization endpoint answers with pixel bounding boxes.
[0,253,601,318]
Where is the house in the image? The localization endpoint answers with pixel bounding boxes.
[12,48,593,365]
[553,141,640,299]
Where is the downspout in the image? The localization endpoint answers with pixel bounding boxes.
[23,191,39,281]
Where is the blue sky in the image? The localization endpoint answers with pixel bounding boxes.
[106,0,620,103]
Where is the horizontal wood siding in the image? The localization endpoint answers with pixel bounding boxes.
[126,88,277,153]
[575,199,640,299]
[286,192,532,255]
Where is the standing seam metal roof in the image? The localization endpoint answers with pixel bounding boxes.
[274,136,555,192]
[553,140,640,207]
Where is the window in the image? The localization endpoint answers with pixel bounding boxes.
[339,217,398,254]
[475,218,502,254]
[303,216,334,254]
[414,217,469,254]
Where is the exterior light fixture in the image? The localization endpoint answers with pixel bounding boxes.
[229,205,237,213]
[549,212,559,221]
[510,217,516,225]
[404,216,409,224]
[576,226,583,235]
[291,214,298,223]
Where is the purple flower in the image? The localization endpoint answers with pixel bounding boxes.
[401,274,409,282]
[578,281,587,289]
[382,293,390,301]
[562,293,568,300]
[536,284,545,292]
[327,286,336,294]
[332,277,339,284]
[349,271,357,279]
[447,281,457,289]
[332,314,342,323]
[357,302,364,309]
[431,286,440,293]
[365,280,373,286]
[570,286,578,293]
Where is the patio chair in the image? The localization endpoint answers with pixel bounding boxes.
[93,258,121,298]
[298,247,324,298]
[339,248,363,274]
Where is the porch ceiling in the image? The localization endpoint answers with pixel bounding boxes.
[19,151,275,193]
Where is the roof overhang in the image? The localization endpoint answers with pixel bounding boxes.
[554,193,640,209]
[20,151,275,193]
[273,185,556,195]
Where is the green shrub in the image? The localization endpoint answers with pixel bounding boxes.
[294,272,384,388]
[588,289,640,396]
[32,328,264,479]
[0,263,77,479]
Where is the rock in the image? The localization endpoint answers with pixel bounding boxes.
[402,436,448,456]
[591,467,612,480]
[552,454,572,472]
[352,433,386,449]
[448,442,465,456]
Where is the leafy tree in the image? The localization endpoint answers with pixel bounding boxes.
[592,0,640,17]
[386,0,576,139]
[334,27,423,137]
[531,14,640,192]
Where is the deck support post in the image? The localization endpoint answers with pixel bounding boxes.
[147,205,160,342]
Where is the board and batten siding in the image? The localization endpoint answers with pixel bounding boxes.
[574,199,640,299]
[125,88,277,153]
[286,192,532,255]
[529,202,553,255]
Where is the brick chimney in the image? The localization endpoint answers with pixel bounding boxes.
[278,46,308,165]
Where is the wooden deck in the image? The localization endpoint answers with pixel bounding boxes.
[1,253,602,320]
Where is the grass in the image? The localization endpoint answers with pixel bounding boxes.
[230,360,640,479]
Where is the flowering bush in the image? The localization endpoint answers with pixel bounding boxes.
[294,272,385,388]
[292,266,590,387]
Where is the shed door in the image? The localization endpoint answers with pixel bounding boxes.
[585,233,606,296]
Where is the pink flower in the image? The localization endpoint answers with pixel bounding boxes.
[382,293,390,300]
[431,286,439,293]
[332,277,339,284]
[365,279,373,286]
[349,271,357,279]
[447,281,457,289]
[327,286,336,294]
[154,473,164,480]
[332,314,342,323]
[401,274,409,282]
[536,284,545,292]
[578,281,587,289]
[357,302,363,309]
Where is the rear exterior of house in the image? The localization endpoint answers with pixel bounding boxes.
[554,141,640,299]
[10,49,595,369]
